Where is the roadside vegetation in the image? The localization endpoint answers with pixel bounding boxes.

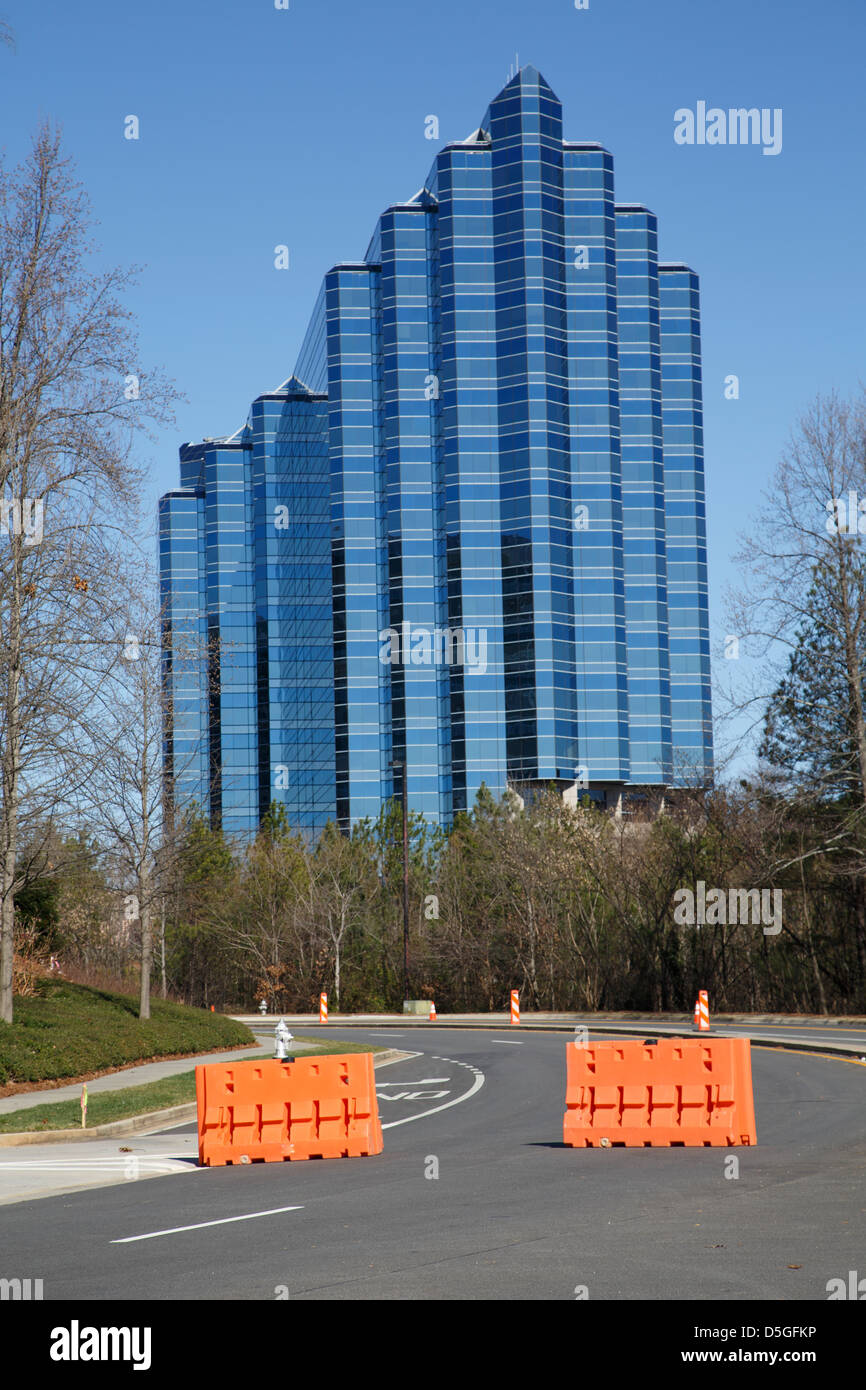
[0,1036,386,1132]
[0,980,253,1086]
[2,116,865,1025]
[16,769,866,1019]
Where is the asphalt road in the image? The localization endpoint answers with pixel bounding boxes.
[242,1014,866,1056]
[1,1027,863,1301]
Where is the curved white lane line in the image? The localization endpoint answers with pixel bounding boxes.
[381,1056,485,1129]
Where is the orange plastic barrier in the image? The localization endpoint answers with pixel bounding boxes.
[563,1037,757,1148]
[196,1052,383,1167]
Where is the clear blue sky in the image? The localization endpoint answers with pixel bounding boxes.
[2,0,864,770]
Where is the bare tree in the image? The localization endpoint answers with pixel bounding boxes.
[81,557,217,1018]
[312,823,378,1010]
[0,126,174,1022]
[726,390,866,805]
[77,570,161,1018]
[724,392,866,990]
[208,829,317,1013]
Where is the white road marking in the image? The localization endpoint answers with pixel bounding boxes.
[492,1039,523,1045]
[0,1157,192,1171]
[377,1090,450,1101]
[110,1204,304,1244]
[381,1057,484,1129]
[366,1032,406,1037]
[376,1077,450,1085]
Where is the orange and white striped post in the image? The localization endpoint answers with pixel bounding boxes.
[698,989,710,1031]
[429,1001,437,1021]
[319,992,328,1024]
[510,990,520,1026]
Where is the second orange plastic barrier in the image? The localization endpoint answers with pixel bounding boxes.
[196,1052,383,1167]
[563,1036,757,1148]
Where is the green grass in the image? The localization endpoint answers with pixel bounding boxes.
[289,1036,386,1057]
[0,1035,387,1133]
[0,1071,199,1133]
[0,981,255,1086]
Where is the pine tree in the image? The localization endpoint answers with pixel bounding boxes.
[760,554,866,804]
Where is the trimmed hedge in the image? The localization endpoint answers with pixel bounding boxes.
[0,981,254,1085]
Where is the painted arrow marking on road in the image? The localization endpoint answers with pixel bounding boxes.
[381,1057,484,1130]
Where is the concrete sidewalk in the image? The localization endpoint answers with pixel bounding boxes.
[0,1130,203,1207]
[0,1042,273,1116]
[0,1048,410,1205]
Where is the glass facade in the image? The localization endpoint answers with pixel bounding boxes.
[160,66,712,840]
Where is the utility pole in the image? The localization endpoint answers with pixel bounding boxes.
[390,759,410,1002]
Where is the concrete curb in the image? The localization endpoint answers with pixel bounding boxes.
[0,1047,410,1147]
[370,1049,415,1067]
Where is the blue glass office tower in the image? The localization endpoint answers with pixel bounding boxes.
[160,67,713,840]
